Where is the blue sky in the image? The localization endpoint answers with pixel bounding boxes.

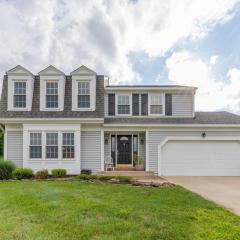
[0,0,240,112]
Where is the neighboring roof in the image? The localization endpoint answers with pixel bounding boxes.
[104,112,240,125]
[7,65,33,76]
[0,75,104,118]
[38,65,65,75]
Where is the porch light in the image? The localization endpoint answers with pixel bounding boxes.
[140,138,144,144]
[105,137,109,144]
[202,132,206,138]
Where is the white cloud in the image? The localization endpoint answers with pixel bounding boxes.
[210,55,219,65]
[166,50,240,112]
[0,0,238,94]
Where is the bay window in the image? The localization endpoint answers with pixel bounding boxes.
[30,133,42,159]
[117,95,130,115]
[46,133,58,159]
[62,133,75,159]
[14,82,26,108]
[150,94,163,114]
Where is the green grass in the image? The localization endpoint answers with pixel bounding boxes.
[0,182,239,240]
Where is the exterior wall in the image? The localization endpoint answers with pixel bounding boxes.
[105,92,194,117]
[172,94,193,117]
[6,128,23,167]
[139,133,145,161]
[148,130,240,174]
[81,129,102,173]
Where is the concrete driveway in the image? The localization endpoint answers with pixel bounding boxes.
[165,177,240,215]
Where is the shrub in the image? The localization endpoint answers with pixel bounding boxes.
[78,174,98,181]
[81,169,92,175]
[35,169,48,179]
[116,176,134,183]
[13,168,34,180]
[51,168,67,178]
[98,175,113,181]
[0,160,15,180]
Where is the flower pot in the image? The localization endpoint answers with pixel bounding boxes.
[135,164,144,171]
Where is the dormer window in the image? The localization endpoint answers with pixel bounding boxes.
[78,81,90,108]
[149,94,164,115]
[14,81,26,108]
[46,82,58,108]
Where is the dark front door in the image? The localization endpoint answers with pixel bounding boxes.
[117,135,132,164]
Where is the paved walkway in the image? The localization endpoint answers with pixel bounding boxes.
[165,177,240,215]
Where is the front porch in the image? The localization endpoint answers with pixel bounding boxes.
[104,132,146,171]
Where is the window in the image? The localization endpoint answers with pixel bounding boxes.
[14,82,26,108]
[78,82,90,108]
[46,82,58,108]
[46,133,58,159]
[30,133,42,158]
[150,95,163,114]
[62,133,74,159]
[118,95,130,114]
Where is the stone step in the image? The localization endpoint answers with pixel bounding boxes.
[98,171,156,178]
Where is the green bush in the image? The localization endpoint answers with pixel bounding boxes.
[116,176,134,183]
[0,160,15,180]
[78,174,98,181]
[98,175,113,181]
[51,168,67,178]
[13,168,34,180]
[35,169,48,179]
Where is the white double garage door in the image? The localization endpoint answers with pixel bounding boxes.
[160,140,240,176]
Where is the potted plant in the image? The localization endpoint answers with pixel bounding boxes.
[133,154,144,171]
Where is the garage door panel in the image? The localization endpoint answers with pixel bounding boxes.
[161,141,240,176]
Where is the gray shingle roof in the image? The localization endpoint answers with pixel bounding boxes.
[104,112,240,125]
[106,85,195,88]
[0,75,104,118]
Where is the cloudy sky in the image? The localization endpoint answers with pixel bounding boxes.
[0,0,240,113]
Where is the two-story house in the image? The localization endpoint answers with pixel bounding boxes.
[1,65,240,176]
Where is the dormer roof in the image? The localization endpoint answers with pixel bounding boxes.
[38,65,65,76]
[70,65,96,75]
[7,65,33,76]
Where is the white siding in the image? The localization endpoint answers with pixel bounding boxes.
[149,131,240,174]
[7,131,23,167]
[172,94,193,117]
[81,130,101,173]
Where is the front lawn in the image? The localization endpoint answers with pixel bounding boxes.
[0,181,239,240]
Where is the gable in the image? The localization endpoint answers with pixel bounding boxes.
[7,65,33,76]
[38,65,65,76]
[70,65,96,75]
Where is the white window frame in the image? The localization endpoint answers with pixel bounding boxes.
[72,75,96,111]
[77,81,91,109]
[46,132,59,159]
[13,81,27,108]
[29,132,42,160]
[45,81,59,109]
[116,93,132,116]
[62,132,75,160]
[148,93,165,116]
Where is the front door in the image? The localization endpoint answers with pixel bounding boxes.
[117,135,132,165]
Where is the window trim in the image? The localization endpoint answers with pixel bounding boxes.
[77,81,91,109]
[45,81,59,109]
[45,132,59,159]
[148,93,165,116]
[116,93,132,116]
[62,132,75,160]
[29,132,42,160]
[13,81,27,108]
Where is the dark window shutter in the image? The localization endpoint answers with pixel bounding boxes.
[165,94,172,116]
[132,94,139,115]
[108,94,115,116]
[141,94,148,115]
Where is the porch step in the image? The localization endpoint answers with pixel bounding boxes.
[98,171,157,179]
